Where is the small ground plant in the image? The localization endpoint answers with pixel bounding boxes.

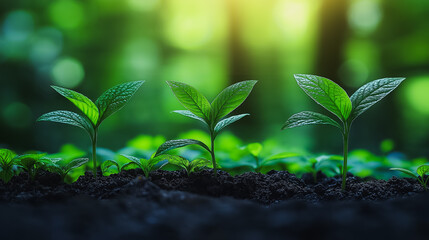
[15,153,52,181]
[244,143,301,173]
[167,156,212,176]
[390,165,429,190]
[306,155,342,183]
[120,154,169,178]
[282,74,404,190]
[155,80,257,177]
[45,158,89,182]
[38,81,144,178]
[0,149,17,183]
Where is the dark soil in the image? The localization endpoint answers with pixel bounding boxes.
[1,169,428,239]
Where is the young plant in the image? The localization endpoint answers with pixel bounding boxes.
[167,156,212,176]
[245,143,301,173]
[390,165,429,190]
[120,154,169,178]
[37,81,144,178]
[15,153,51,181]
[45,158,89,182]
[307,155,342,183]
[282,74,404,190]
[0,149,17,183]
[155,80,257,177]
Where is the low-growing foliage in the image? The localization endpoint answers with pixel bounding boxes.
[390,165,429,190]
[37,81,144,178]
[155,80,257,177]
[45,158,89,182]
[306,155,342,183]
[245,143,302,173]
[0,149,17,183]
[282,74,404,190]
[15,153,51,181]
[120,154,169,178]
[167,156,212,176]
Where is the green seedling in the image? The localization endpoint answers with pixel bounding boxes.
[245,143,301,173]
[167,156,212,176]
[0,149,17,183]
[156,80,257,177]
[307,155,342,183]
[46,158,89,182]
[15,153,52,181]
[38,81,144,178]
[390,165,429,190]
[282,74,404,190]
[120,154,169,178]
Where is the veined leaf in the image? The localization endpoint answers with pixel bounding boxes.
[52,86,99,125]
[417,165,429,177]
[164,155,189,169]
[210,80,257,123]
[101,160,119,173]
[37,110,93,135]
[166,81,211,121]
[96,81,144,124]
[282,111,342,130]
[173,110,207,125]
[189,158,212,171]
[350,78,405,121]
[294,74,352,121]
[214,114,249,136]
[390,168,418,178]
[64,158,88,173]
[121,154,142,166]
[155,139,210,157]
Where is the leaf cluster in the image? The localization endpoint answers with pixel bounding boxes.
[390,165,429,190]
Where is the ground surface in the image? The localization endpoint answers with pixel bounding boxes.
[1,169,428,240]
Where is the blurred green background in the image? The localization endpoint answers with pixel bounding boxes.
[1,0,429,157]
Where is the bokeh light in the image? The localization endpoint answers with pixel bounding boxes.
[49,0,84,30]
[404,76,429,116]
[51,57,85,88]
[348,0,382,35]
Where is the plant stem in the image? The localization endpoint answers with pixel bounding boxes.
[210,134,217,178]
[342,124,350,190]
[92,129,98,179]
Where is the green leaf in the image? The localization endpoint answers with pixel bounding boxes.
[121,154,142,166]
[121,162,140,171]
[214,113,249,136]
[350,78,405,121]
[210,80,257,123]
[417,165,429,177]
[165,155,189,169]
[37,111,93,135]
[166,81,211,121]
[390,168,418,179]
[155,139,210,157]
[52,86,99,125]
[189,158,212,172]
[294,74,352,121]
[0,149,16,166]
[282,111,342,130]
[96,81,144,124]
[263,152,301,162]
[173,110,207,125]
[64,158,88,174]
[247,143,263,157]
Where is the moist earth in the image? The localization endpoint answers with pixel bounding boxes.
[1,169,428,239]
